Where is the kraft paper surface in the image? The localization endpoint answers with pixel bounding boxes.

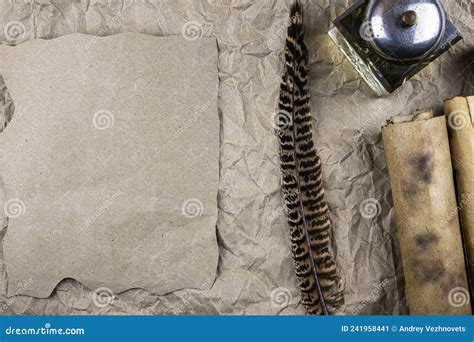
[0,0,472,315]
[382,111,471,315]
[0,33,219,298]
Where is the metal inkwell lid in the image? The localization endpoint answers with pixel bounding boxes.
[364,0,446,63]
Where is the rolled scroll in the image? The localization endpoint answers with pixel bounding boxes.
[382,110,471,315]
[444,96,474,295]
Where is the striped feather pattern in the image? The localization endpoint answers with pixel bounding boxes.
[276,0,344,315]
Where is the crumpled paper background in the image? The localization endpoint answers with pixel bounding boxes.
[0,0,472,315]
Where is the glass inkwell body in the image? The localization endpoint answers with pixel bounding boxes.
[329,0,462,96]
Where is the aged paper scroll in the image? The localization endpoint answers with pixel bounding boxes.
[444,96,474,297]
[382,111,471,315]
[0,33,219,298]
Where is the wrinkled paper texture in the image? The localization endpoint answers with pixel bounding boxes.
[0,33,219,299]
[0,0,472,315]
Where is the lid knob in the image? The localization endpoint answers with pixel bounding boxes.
[400,10,418,27]
[364,0,446,63]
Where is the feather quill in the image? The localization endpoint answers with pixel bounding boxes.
[276,0,344,315]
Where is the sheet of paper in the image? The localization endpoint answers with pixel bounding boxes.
[0,33,219,298]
